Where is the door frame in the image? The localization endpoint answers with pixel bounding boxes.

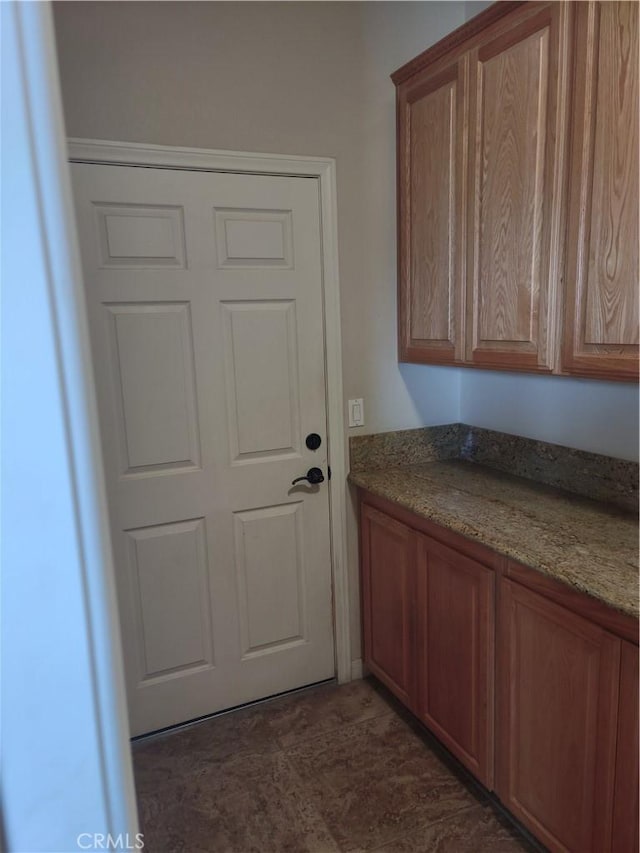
[68,137,352,685]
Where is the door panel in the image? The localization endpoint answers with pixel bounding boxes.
[612,641,639,853]
[417,535,494,788]
[126,518,213,681]
[72,164,335,735]
[105,302,201,474]
[95,203,187,269]
[409,75,457,345]
[222,300,301,461]
[562,1,639,379]
[477,31,547,344]
[360,503,416,709]
[467,5,569,370]
[233,501,307,658]
[214,207,293,268]
[498,579,620,852]
[398,60,467,363]
[584,3,638,346]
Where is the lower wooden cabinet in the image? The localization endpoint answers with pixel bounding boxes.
[497,579,621,852]
[416,535,494,788]
[360,503,416,709]
[612,641,639,853]
[358,491,639,853]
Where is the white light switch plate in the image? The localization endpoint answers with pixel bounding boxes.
[348,398,364,427]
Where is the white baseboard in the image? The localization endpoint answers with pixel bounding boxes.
[350,658,364,680]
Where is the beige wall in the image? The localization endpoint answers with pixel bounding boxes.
[53,0,466,666]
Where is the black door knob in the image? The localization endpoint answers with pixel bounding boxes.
[291,467,325,486]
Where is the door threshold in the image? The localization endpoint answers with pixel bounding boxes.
[131,677,337,743]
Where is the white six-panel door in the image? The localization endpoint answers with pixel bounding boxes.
[72,163,335,735]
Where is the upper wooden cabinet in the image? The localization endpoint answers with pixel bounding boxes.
[393,1,639,381]
[562,1,639,380]
[397,59,467,363]
[467,4,569,371]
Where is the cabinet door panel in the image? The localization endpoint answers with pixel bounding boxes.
[417,536,494,788]
[360,504,415,708]
[612,641,639,853]
[398,61,467,364]
[562,1,639,380]
[498,579,620,852]
[467,5,569,370]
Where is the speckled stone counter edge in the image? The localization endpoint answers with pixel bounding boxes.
[349,424,638,513]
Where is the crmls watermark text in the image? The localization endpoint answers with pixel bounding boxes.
[77,833,144,850]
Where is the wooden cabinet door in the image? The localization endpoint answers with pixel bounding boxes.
[612,641,639,853]
[360,503,416,709]
[397,59,467,364]
[466,4,571,371]
[562,2,639,380]
[416,535,495,788]
[498,579,621,853]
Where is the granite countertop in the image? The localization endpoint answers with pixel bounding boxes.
[349,460,639,620]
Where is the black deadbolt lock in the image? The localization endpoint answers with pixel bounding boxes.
[305,433,322,451]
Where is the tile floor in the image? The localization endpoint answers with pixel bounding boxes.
[133,678,534,852]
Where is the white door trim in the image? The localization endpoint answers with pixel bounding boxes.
[67,137,352,686]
